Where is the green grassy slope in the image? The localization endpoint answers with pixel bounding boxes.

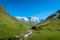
[0,6,28,39]
[19,20,37,28]
[28,10,60,40]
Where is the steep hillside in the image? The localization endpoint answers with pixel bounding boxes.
[27,10,60,40]
[37,10,60,29]
[0,6,28,39]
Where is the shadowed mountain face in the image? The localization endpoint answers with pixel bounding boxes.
[36,10,60,30]
[27,10,60,40]
[0,6,28,39]
[56,10,60,13]
[46,10,60,20]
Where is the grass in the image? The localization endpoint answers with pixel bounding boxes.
[28,30,60,40]
[0,6,28,40]
[27,11,60,40]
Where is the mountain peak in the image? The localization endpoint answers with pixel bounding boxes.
[46,10,60,20]
[16,16,40,23]
[56,10,60,13]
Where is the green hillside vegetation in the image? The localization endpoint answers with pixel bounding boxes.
[0,6,28,40]
[27,10,60,40]
[19,20,37,29]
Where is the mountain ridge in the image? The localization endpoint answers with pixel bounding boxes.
[27,10,60,40]
[46,10,60,20]
[16,16,40,23]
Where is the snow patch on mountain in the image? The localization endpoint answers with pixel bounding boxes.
[16,16,29,22]
[29,17,40,23]
[16,16,40,23]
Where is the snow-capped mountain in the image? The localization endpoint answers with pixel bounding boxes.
[16,16,40,23]
[28,17,40,23]
[16,16,29,22]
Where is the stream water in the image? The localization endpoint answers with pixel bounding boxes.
[15,30,33,40]
[23,30,33,38]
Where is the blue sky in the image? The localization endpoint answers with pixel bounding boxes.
[0,0,60,19]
